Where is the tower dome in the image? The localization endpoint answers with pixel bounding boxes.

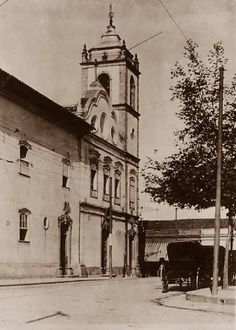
[96,4,121,49]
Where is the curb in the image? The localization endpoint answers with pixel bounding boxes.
[186,289,236,305]
[0,275,139,288]
[0,277,110,288]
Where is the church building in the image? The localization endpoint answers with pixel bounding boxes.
[77,6,141,276]
[0,6,141,278]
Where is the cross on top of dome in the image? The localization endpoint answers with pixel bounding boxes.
[108,3,115,30]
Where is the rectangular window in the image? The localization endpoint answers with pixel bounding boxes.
[20,159,29,176]
[129,177,135,209]
[19,213,29,241]
[103,173,110,202]
[114,176,121,205]
[62,162,69,188]
[90,161,98,198]
[19,143,30,177]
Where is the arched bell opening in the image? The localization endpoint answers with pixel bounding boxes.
[98,73,110,96]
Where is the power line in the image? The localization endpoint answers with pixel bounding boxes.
[0,121,126,171]
[129,32,162,51]
[0,119,73,158]
[158,0,188,41]
[0,156,14,163]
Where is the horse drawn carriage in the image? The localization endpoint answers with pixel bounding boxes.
[162,241,225,292]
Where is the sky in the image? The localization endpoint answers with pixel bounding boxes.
[0,0,235,220]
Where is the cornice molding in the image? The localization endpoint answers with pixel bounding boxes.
[86,134,140,164]
[113,103,140,118]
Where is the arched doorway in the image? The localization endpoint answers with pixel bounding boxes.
[128,218,137,275]
[101,215,110,274]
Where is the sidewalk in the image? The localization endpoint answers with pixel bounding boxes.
[0,274,137,288]
[186,286,236,305]
[0,275,111,287]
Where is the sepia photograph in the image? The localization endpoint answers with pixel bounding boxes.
[0,0,235,329]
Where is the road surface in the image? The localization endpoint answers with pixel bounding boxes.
[0,277,234,330]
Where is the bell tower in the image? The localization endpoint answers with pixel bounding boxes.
[80,4,141,157]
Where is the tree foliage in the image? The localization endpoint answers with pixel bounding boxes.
[142,40,236,214]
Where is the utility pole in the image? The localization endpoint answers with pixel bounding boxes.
[212,66,224,296]
[109,177,113,279]
[175,207,178,240]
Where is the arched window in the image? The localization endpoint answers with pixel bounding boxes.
[98,73,110,96]
[19,140,31,177]
[111,126,118,145]
[20,145,28,159]
[100,112,106,133]
[91,115,98,131]
[130,76,135,109]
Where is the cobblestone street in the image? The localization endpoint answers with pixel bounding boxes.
[0,277,234,330]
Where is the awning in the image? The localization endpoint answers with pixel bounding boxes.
[144,241,168,262]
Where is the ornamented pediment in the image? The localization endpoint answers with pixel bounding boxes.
[19,208,31,215]
[58,202,72,227]
[19,140,32,150]
[80,86,121,146]
[104,156,112,164]
[89,148,101,160]
[114,161,123,171]
[128,216,138,239]
[130,169,137,177]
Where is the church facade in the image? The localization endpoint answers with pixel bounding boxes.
[0,8,141,278]
[77,9,140,276]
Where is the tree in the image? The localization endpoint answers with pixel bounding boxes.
[142,40,236,286]
[143,40,236,214]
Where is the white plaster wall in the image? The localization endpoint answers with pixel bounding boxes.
[127,113,138,157]
[0,94,81,277]
[112,220,125,267]
[82,214,101,267]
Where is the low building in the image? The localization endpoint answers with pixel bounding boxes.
[139,219,236,277]
[0,68,91,278]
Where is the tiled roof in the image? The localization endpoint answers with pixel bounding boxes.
[143,218,229,235]
[0,68,92,135]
